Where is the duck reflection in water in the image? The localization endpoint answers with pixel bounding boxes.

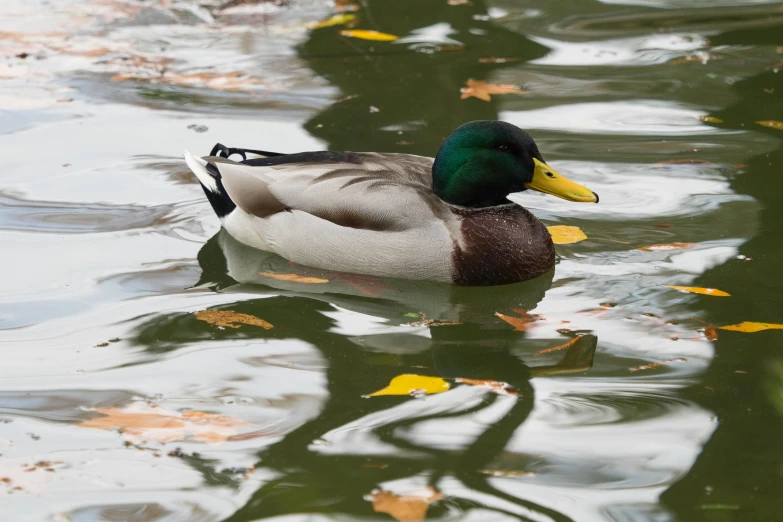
[186,232,596,521]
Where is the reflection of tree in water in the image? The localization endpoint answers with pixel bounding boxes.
[299,0,546,155]
[660,23,783,521]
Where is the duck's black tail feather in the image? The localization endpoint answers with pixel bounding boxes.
[185,144,286,219]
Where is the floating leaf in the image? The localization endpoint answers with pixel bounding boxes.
[719,322,783,333]
[460,79,526,102]
[370,487,444,522]
[635,242,695,252]
[666,286,730,297]
[629,358,687,372]
[194,310,273,329]
[366,374,449,397]
[495,311,540,331]
[547,225,587,245]
[308,13,356,29]
[700,116,723,124]
[340,29,398,41]
[756,120,783,130]
[456,377,521,397]
[259,272,329,284]
[535,336,579,356]
[79,403,251,444]
[704,326,719,341]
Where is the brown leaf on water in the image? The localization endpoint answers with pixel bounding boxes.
[700,116,723,124]
[534,336,579,356]
[756,120,783,130]
[456,378,522,397]
[629,358,687,372]
[495,311,539,331]
[703,326,719,341]
[666,286,730,297]
[370,487,444,522]
[635,242,696,252]
[258,272,329,284]
[404,313,461,327]
[460,79,526,102]
[719,322,783,333]
[79,404,252,444]
[194,310,273,329]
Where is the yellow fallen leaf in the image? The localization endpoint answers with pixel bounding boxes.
[370,487,443,522]
[194,310,273,329]
[547,225,587,245]
[79,403,251,444]
[307,13,356,29]
[756,120,783,130]
[258,272,329,284]
[495,311,540,331]
[460,79,526,102]
[666,286,730,297]
[456,377,521,397]
[366,374,449,397]
[635,242,696,251]
[340,29,398,41]
[719,322,783,333]
[700,116,724,124]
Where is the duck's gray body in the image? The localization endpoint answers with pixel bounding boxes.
[185,149,554,286]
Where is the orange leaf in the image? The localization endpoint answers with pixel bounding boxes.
[370,487,443,522]
[259,272,329,284]
[534,337,579,356]
[79,404,251,444]
[704,326,719,341]
[194,310,273,329]
[629,358,687,373]
[719,322,783,333]
[666,286,730,297]
[456,377,522,397]
[635,242,695,252]
[460,79,526,102]
[495,311,538,331]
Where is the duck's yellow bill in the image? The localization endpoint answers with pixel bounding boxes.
[525,158,599,203]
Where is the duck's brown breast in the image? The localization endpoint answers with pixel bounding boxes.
[450,204,555,286]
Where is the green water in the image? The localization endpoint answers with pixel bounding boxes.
[1,0,783,520]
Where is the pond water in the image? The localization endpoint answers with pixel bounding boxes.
[2,0,783,520]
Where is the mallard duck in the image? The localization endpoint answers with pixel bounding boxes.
[184,120,598,286]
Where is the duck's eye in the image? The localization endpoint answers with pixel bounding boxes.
[496,144,511,153]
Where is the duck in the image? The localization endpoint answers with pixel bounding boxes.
[184,120,598,286]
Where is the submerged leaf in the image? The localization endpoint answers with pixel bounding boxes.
[756,120,783,130]
[666,286,730,297]
[79,403,251,444]
[456,378,521,397]
[495,311,539,331]
[635,242,695,251]
[370,487,444,522]
[340,29,398,41]
[629,358,687,372]
[366,374,449,397]
[259,272,329,284]
[547,225,587,245]
[460,79,526,102]
[719,322,783,333]
[194,310,273,329]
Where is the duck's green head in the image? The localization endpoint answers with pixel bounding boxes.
[432,121,598,207]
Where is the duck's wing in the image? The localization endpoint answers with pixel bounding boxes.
[210,151,449,230]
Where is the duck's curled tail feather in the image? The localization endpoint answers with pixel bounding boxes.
[183,150,236,218]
